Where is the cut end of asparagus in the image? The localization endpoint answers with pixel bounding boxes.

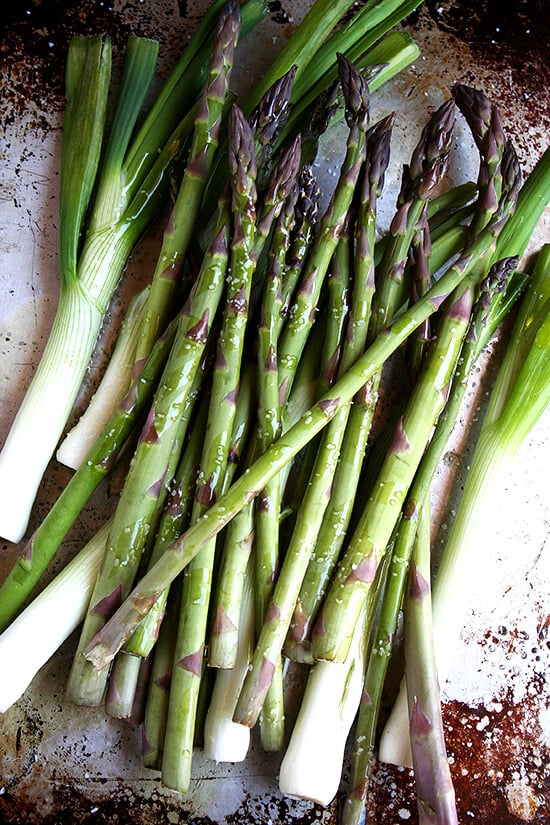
[377,682,413,768]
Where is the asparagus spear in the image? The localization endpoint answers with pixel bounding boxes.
[134,0,242,363]
[141,576,182,770]
[161,107,259,794]
[279,168,321,327]
[278,55,371,405]
[207,365,257,669]
[453,84,507,238]
[252,181,298,752]
[132,359,252,666]
[66,370,205,706]
[405,205,433,384]
[104,651,143,720]
[286,113,394,659]
[203,565,255,764]
[248,65,298,190]
[404,500,459,825]
[232,385,349,727]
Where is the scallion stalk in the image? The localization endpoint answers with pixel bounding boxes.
[0,519,111,714]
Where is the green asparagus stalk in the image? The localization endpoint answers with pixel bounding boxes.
[248,65,298,189]
[123,0,267,195]
[163,115,300,784]
[142,575,182,770]
[494,145,550,261]
[370,97,457,337]
[319,220,353,393]
[345,98,457,512]
[289,106,468,657]
[232,380,349,727]
[286,114,394,659]
[135,0,241,363]
[66,370,205,707]
[252,63,366,670]
[405,205,433,383]
[161,112,302,779]
[204,562,255,763]
[207,62,352,679]
[160,108,261,793]
[124,651,155,726]
[453,84,507,238]
[207,364,257,668]
[253,183,299,752]
[279,167,321,328]
[278,55,371,404]
[104,650,143,720]
[81,143,521,672]
[404,501,459,825]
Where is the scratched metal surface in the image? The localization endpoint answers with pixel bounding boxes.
[0,1,549,823]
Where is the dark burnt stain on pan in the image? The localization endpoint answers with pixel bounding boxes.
[0,0,201,133]
[424,0,550,141]
[425,0,549,60]
[1,1,131,132]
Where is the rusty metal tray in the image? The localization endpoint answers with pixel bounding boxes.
[0,1,549,823]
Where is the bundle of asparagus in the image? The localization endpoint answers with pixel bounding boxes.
[1,1,549,823]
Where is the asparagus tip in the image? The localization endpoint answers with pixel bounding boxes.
[337,53,370,131]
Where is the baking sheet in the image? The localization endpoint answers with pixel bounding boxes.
[1,1,549,823]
